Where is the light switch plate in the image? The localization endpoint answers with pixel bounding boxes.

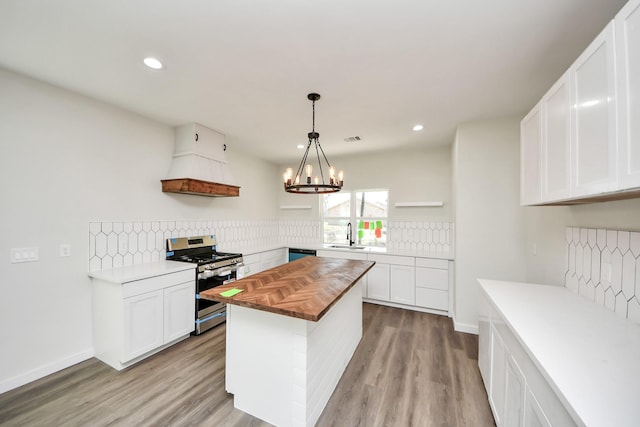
[60,244,71,257]
[11,247,39,263]
[602,262,612,284]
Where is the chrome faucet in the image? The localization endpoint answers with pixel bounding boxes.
[346,222,355,246]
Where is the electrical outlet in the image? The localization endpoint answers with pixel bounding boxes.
[10,247,39,263]
[119,238,128,253]
[60,244,71,257]
[532,243,537,256]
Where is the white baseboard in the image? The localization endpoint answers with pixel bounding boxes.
[453,315,479,335]
[0,348,94,394]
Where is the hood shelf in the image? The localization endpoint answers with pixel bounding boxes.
[161,178,240,197]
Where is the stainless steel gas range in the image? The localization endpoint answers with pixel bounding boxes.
[166,235,243,335]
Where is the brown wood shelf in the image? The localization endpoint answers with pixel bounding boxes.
[161,178,240,197]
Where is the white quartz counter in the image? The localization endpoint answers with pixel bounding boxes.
[233,244,453,260]
[88,260,195,284]
[479,279,640,427]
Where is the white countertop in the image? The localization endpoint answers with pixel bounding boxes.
[88,260,195,284]
[233,244,454,260]
[479,279,640,427]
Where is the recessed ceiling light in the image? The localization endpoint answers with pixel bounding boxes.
[297,144,304,149]
[413,125,424,131]
[143,57,163,70]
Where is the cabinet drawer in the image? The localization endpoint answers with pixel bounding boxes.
[367,254,414,266]
[415,267,448,290]
[123,269,194,298]
[415,257,448,269]
[415,288,448,310]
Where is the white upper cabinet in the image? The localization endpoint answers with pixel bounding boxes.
[520,102,542,205]
[616,0,640,189]
[541,71,571,202]
[571,21,618,197]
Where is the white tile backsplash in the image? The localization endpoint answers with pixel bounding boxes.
[565,227,640,324]
[89,219,455,271]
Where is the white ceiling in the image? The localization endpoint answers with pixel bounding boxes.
[0,0,627,164]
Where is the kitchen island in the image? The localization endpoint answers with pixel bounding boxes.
[200,256,374,427]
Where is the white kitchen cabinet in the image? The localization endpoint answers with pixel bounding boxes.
[571,21,617,197]
[366,263,390,301]
[237,253,260,279]
[123,289,164,362]
[479,282,577,427]
[259,248,287,272]
[520,102,543,205]
[489,324,507,427]
[92,266,195,371]
[504,355,526,427]
[541,70,571,202]
[390,264,415,305]
[524,387,552,427]
[415,258,449,312]
[164,281,196,343]
[366,254,415,303]
[317,250,369,297]
[616,0,640,190]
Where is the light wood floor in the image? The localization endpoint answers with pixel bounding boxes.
[0,303,495,427]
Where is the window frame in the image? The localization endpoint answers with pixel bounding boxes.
[322,188,388,247]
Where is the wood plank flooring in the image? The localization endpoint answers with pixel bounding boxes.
[0,303,495,427]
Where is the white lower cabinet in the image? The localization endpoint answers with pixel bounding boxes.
[260,248,287,271]
[366,263,390,301]
[316,250,368,297]
[92,268,195,371]
[415,258,449,311]
[390,264,415,305]
[238,249,287,278]
[479,289,576,427]
[163,281,196,342]
[123,289,164,362]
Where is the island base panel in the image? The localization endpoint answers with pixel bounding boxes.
[225,282,363,427]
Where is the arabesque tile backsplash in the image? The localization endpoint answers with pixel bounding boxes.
[565,227,640,324]
[89,219,454,271]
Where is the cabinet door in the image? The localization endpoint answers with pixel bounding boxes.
[123,290,164,362]
[571,21,617,197]
[541,71,571,201]
[520,102,543,205]
[390,265,415,305]
[616,0,640,189]
[164,281,195,342]
[504,355,526,427]
[367,263,390,301]
[524,387,552,427]
[490,325,507,426]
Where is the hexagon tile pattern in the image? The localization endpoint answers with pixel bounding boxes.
[565,227,640,325]
[89,219,454,272]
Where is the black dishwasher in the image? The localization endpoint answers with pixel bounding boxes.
[288,248,317,262]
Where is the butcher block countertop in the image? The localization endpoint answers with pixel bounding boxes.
[200,256,375,322]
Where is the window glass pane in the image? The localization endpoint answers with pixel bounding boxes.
[323,218,349,244]
[323,193,351,217]
[356,219,386,247]
[355,191,388,218]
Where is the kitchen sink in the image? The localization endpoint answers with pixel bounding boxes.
[327,244,366,250]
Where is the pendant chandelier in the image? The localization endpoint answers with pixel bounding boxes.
[283,93,344,194]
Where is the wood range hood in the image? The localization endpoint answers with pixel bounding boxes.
[161,123,240,198]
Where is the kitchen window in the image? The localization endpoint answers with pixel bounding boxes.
[322,190,388,247]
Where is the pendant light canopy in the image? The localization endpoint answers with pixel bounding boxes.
[283,93,344,194]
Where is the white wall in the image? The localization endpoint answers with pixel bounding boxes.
[277,145,452,221]
[452,118,526,332]
[0,67,279,392]
[523,198,640,285]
